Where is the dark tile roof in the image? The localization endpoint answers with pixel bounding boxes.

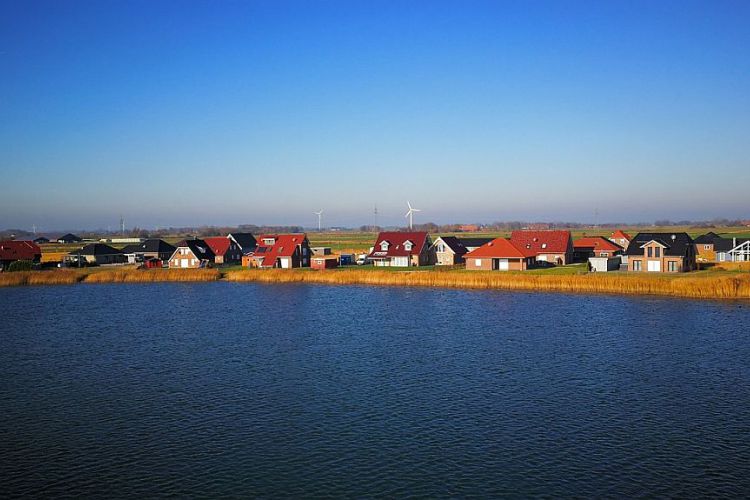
[176,239,215,261]
[624,232,694,257]
[228,233,257,251]
[715,237,750,252]
[458,237,494,249]
[57,233,82,242]
[694,232,722,244]
[121,239,176,254]
[71,243,123,256]
[435,236,467,254]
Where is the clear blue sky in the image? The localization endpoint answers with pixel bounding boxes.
[1,0,749,230]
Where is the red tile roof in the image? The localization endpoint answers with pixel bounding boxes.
[610,230,632,241]
[509,230,571,254]
[367,232,429,259]
[465,238,536,258]
[573,237,623,252]
[254,234,308,266]
[0,240,41,261]
[203,237,232,257]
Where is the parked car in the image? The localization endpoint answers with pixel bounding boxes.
[356,254,370,265]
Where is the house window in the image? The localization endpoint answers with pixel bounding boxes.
[633,260,642,271]
[404,241,413,251]
[655,247,661,258]
[647,247,652,258]
[541,243,547,249]
[380,241,389,251]
[668,261,677,272]
[474,259,482,267]
[704,245,710,250]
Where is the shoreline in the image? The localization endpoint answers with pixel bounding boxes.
[1,268,749,300]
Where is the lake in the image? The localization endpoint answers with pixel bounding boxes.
[1,283,749,497]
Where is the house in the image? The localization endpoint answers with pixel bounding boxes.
[431,236,492,266]
[66,243,126,266]
[609,230,632,249]
[121,239,177,264]
[33,236,50,244]
[168,239,215,269]
[624,232,696,272]
[57,233,82,244]
[715,237,750,262]
[458,224,480,232]
[204,237,242,264]
[228,233,257,254]
[464,237,537,271]
[509,230,573,265]
[311,255,339,269]
[573,237,623,262]
[247,234,311,268]
[0,241,42,270]
[366,232,433,267]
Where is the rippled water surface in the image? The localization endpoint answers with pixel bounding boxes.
[1,283,749,497]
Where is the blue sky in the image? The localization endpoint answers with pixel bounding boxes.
[1,0,749,230]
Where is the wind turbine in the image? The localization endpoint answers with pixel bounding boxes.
[405,201,421,230]
[313,209,324,231]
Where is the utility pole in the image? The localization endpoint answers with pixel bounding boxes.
[120,215,125,236]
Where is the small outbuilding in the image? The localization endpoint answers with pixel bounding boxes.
[311,255,339,270]
[588,256,621,272]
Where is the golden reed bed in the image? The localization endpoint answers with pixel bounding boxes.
[1,268,748,300]
[224,269,750,300]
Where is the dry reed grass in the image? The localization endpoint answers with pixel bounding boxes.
[82,269,221,283]
[0,270,82,287]
[224,268,750,300]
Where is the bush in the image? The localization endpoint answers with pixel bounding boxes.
[7,260,34,272]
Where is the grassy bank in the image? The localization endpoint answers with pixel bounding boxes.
[224,268,750,300]
[1,266,748,300]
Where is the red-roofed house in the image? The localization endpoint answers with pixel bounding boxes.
[247,234,311,269]
[609,230,632,249]
[367,232,433,267]
[509,230,573,265]
[573,237,623,262]
[203,237,242,264]
[464,238,537,271]
[0,241,42,270]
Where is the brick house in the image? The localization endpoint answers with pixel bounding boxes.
[204,237,242,264]
[367,232,433,267]
[168,239,215,269]
[464,238,537,271]
[609,230,632,249]
[431,236,492,266]
[509,230,573,265]
[573,237,623,262]
[624,232,696,272]
[247,234,311,268]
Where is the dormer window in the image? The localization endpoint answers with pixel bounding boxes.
[380,241,389,251]
[263,238,275,245]
[404,240,413,251]
[541,243,547,249]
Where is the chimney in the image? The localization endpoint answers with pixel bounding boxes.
[734,238,737,247]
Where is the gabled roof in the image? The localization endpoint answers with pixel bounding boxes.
[624,232,694,257]
[57,233,82,242]
[71,243,123,256]
[694,232,722,244]
[510,230,571,254]
[465,237,536,259]
[367,232,429,259]
[610,230,632,241]
[121,239,176,254]
[433,236,467,254]
[0,240,41,261]
[228,232,257,251]
[715,237,750,252]
[573,237,623,252]
[33,237,50,244]
[203,237,234,257]
[459,237,493,249]
[175,239,215,261]
[253,234,309,266]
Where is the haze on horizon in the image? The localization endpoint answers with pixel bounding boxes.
[1,1,749,231]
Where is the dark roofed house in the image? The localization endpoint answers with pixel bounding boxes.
[228,233,257,254]
[121,239,177,264]
[694,232,723,262]
[204,237,242,264]
[57,233,82,244]
[0,241,42,270]
[432,236,492,265]
[367,232,433,267]
[168,239,215,269]
[715,237,750,263]
[510,230,573,266]
[66,243,126,266]
[625,232,696,272]
[33,236,50,244]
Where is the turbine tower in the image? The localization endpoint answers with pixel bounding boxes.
[313,209,324,231]
[405,201,421,230]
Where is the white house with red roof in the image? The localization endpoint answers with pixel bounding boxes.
[248,234,311,269]
[509,230,573,265]
[464,238,537,271]
[203,237,242,265]
[367,232,433,267]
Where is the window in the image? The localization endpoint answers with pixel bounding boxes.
[404,241,413,251]
[380,241,389,251]
[704,245,710,250]
[541,243,547,249]
[474,259,482,267]
[655,247,661,258]
[633,260,642,271]
[668,261,677,272]
[647,247,652,258]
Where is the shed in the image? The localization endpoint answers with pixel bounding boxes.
[588,256,621,272]
[311,256,339,270]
